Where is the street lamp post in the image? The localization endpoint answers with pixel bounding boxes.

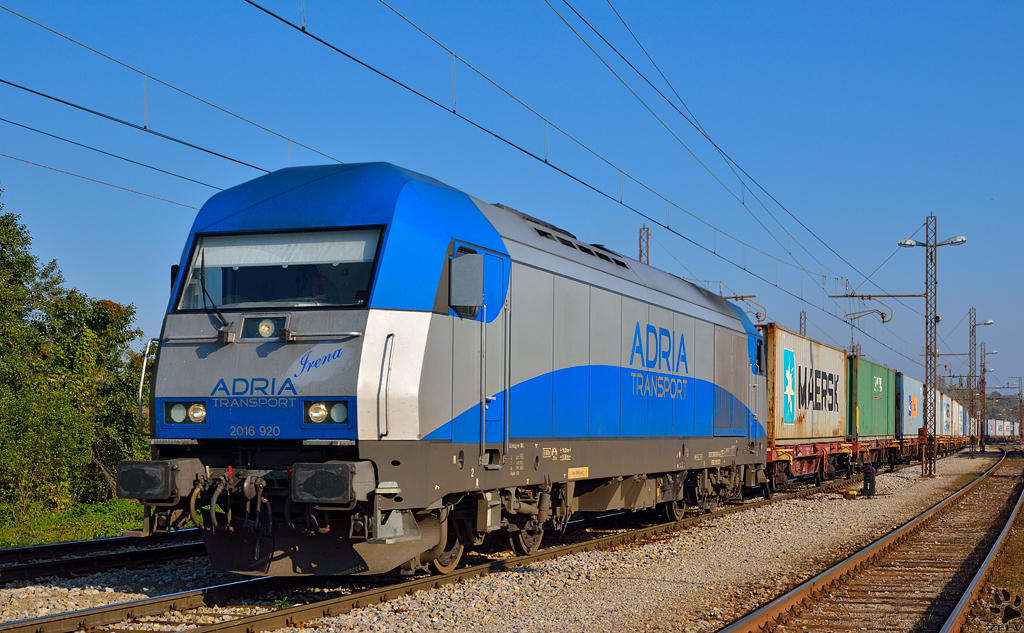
[899,215,966,477]
[968,310,994,458]
[980,344,997,449]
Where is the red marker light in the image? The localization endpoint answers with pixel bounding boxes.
[286,466,291,478]
[227,465,232,478]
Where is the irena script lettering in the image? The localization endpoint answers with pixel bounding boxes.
[294,347,344,378]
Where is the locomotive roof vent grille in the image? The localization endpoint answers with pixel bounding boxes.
[532,222,629,269]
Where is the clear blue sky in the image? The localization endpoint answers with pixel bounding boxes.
[1,1,1020,389]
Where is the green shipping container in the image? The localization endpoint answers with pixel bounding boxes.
[847,356,896,441]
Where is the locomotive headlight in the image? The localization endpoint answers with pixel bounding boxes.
[308,402,329,423]
[187,403,206,423]
[330,402,348,424]
[170,404,187,423]
[257,318,277,338]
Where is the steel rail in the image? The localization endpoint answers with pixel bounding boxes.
[0,455,951,633]
[940,451,1024,633]
[176,470,895,633]
[0,542,207,585]
[0,529,199,566]
[1,578,276,633]
[718,449,1010,633]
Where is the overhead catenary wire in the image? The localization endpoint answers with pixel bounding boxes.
[373,0,920,359]
[0,116,223,190]
[584,0,927,319]
[551,0,829,279]
[0,153,199,209]
[0,3,345,166]
[0,79,270,174]
[369,0,840,285]
[561,1,929,319]
[243,0,922,366]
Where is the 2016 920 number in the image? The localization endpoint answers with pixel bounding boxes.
[229,425,281,437]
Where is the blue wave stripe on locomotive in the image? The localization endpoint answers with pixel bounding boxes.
[424,365,766,441]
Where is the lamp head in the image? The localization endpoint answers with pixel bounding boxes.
[898,238,924,248]
[981,319,994,326]
[938,235,967,247]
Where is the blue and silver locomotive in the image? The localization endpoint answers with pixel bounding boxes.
[117,163,768,575]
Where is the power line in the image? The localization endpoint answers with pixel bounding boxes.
[0,78,270,174]
[0,116,222,190]
[580,0,926,319]
[552,0,830,280]
[545,0,921,360]
[0,3,345,166]
[545,0,821,278]
[246,0,922,365]
[558,0,925,321]
[0,153,199,209]
[369,0,842,285]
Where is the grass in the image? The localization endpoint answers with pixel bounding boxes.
[0,499,145,548]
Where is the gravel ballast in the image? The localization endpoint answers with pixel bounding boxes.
[0,452,998,631]
[271,452,997,633]
[0,558,240,623]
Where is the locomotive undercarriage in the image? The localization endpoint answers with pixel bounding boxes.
[122,441,769,576]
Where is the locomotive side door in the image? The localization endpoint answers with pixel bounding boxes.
[449,247,507,468]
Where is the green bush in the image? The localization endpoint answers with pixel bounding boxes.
[0,184,150,533]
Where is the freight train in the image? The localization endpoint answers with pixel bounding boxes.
[116,163,971,577]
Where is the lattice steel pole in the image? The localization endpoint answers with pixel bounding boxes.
[924,215,938,477]
[639,225,650,265]
[799,310,807,336]
[969,307,977,458]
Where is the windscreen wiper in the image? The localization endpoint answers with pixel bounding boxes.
[199,249,232,338]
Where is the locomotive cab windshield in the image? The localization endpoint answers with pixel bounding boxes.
[176,228,382,310]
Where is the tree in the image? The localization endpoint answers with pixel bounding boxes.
[0,184,149,510]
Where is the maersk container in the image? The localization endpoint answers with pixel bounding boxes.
[848,356,895,441]
[761,323,846,445]
[896,374,924,439]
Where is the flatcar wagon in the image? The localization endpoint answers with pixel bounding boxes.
[116,163,769,577]
[759,323,852,490]
[847,356,896,467]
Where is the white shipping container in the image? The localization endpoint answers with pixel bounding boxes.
[898,374,924,438]
[761,323,847,445]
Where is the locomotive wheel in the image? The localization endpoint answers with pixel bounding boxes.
[664,500,686,521]
[510,525,544,556]
[430,530,464,575]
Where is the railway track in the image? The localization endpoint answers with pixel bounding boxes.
[3,465,883,633]
[721,448,1024,633]
[0,531,203,585]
